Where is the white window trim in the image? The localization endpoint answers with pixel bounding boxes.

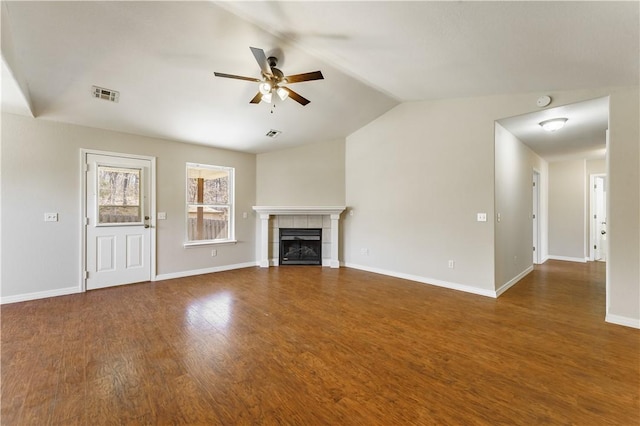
[183,239,238,248]
[184,163,235,246]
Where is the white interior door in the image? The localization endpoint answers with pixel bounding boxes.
[532,171,540,264]
[85,153,152,290]
[594,175,607,262]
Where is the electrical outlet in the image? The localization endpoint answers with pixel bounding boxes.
[44,212,58,222]
[360,248,369,256]
[211,249,217,257]
[448,260,455,269]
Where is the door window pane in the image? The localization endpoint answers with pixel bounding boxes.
[98,166,141,224]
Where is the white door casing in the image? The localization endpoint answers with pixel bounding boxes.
[83,151,155,290]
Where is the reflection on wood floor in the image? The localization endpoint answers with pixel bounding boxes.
[1,260,638,424]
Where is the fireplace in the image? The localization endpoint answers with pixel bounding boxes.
[252,206,346,268]
[279,228,322,265]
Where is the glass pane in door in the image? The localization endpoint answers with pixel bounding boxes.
[97,166,141,224]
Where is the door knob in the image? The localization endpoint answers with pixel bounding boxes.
[144,224,150,229]
[145,216,150,220]
[601,230,606,235]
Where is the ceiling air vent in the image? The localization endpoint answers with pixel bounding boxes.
[92,86,120,103]
[265,129,282,138]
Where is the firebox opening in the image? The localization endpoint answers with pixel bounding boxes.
[279,228,322,266]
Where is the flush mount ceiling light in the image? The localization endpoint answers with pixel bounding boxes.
[539,118,568,132]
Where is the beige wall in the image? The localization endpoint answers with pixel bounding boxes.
[256,139,345,206]
[345,98,497,294]
[607,88,639,322]
[1,113,256,299]
[495,123,548,290]
[2,86,638,326]
[345,86,639,324]
[548,159,587,260]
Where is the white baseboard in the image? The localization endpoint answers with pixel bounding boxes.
[495,266,533,297]
[546,255,587,263]
[154,261,258,281]
[606,314,640,329]
[344,263,496,298]
[0,286,81,305]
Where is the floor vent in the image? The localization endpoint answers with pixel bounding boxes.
[265,129,282,138]
[92,86,120,102]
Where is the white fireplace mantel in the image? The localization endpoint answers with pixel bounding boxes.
[252,206,346,268]
[252,206,346,217]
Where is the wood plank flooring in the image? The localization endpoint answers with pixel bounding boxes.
[1,261,638,425]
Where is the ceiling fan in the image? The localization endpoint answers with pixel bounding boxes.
[214,47,324,106]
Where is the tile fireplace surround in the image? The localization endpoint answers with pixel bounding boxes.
[252,206,347,268]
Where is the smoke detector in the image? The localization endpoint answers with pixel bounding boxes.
[265,129,282,138]
[92,86,120,102]
[536,95,551,107]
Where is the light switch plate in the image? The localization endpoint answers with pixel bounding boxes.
[157,212,167,220]
[477,213,487,222]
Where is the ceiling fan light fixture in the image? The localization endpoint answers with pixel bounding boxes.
[276,87,289,101]
[261,92,272,103]
[258,81,272,95]
[539,118,568,132]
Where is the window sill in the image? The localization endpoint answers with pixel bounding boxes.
[184,240,237,248]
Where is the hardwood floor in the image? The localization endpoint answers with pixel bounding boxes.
[1,261,638,425]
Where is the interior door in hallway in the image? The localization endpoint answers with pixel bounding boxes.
[532,170,540,264]
[85,152,153,290]
[593,175,607,262]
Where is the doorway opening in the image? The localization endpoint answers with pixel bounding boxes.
[495,96,609,318]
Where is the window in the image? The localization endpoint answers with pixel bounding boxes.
[185,163,234,244]
[97,165,141,224]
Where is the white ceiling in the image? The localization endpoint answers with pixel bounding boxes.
[2,1,638,155]
[498,96,609,162]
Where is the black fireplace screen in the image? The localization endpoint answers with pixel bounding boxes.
[279,228,322,265]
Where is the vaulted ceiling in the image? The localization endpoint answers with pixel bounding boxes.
[2,1,638,155]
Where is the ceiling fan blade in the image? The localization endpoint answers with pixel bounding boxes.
[283,87,310,106]
[250,47,272,76]
[214,72,261,82]
[249,92,262,104]
[284,71,324,84]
